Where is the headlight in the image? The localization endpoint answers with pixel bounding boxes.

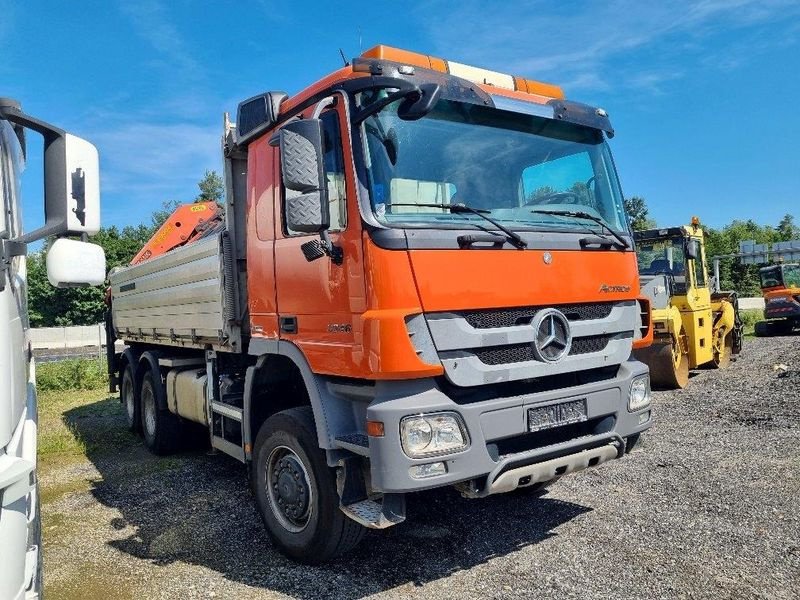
[400,412,469,458]
[629,374,651,411]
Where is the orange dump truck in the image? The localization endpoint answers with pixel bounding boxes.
[106,45,653,562]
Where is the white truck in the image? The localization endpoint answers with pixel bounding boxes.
[0,98,105,599]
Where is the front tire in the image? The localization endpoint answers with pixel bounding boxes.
[252,407,365,563]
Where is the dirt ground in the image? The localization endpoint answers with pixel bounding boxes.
[39,336,800,599]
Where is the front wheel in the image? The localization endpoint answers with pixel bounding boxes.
[252,407,365,563]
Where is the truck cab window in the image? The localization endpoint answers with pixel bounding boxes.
[284,110,346,235]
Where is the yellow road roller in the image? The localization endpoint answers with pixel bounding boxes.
[633,218,743,388]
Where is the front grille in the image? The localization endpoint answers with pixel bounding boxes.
[473,334,622,365]
[461,302,616,329]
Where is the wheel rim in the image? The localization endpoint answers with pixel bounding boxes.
[266,445,313,533]
[142,382,157,438]
[122,374,135,424]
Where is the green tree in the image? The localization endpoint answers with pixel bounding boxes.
[623,196,656,230]
[705,219,783,295]
[776,213,800,241]
[196,170,224,203]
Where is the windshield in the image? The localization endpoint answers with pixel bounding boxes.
[636,236,687,280]
[761,264,800,289]
[359,96,628,234]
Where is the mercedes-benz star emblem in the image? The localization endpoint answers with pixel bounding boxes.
[531,309,572,363]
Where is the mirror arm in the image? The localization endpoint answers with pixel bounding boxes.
[352,86,420,124]
[0,239,27,292]
[320,230,343,265]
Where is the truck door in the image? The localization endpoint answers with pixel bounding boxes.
[273,98,367,376]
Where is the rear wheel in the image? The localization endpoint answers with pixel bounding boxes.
[140,369,181,455]
[120,364,138,432]
[638,340,689,389]
[712,330,733,369]
[252,407,365,563]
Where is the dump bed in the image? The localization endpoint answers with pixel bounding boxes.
[110,232,241,352]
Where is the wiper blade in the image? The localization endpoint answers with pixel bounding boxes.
[388,203,527,249]
[531,209,630,249]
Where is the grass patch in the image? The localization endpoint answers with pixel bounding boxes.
[37,358,108,391]
[739,308,763,336]
[38,387,136,470]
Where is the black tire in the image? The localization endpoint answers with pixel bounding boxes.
[120,364,138,432]
[252,407,365,563]
[754,321,774,337]
[140,369,181,455]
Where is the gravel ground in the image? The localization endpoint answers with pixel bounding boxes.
[41,336,799,599]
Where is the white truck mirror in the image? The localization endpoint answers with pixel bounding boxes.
[46,237,106,287]
[59,134,101,236]
[0,100,100,242]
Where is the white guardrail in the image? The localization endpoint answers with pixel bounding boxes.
[29,324,108,350]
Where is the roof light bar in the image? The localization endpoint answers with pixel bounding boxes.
[361,45,564,100]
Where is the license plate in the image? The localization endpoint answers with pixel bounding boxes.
[527,399,588,432]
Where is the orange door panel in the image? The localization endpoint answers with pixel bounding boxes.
[273,101,367,376]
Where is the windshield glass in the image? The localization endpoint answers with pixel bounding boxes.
[761,264,800,289]
[359,96,628,233]
[636,237,687,278]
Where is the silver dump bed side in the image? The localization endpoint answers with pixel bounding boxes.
[110,232,241,351]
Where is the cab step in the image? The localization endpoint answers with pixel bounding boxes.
[340,493,406,529]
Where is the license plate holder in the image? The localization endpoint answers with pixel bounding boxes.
[527,399,588,432]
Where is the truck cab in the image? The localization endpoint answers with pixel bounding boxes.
[0,98,104,599]
[109,46,654,562]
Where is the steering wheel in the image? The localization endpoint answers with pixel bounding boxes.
[524,190,580,206]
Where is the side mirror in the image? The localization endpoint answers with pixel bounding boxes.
[685,239,699,260]
[397,83,441,121]
[0,101,100,242]
[46,238,106,288]
[279,119,329,234]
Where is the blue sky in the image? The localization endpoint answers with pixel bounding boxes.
[3,0,799,232]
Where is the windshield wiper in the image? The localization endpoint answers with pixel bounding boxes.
[388,203,527,249]
[531,209,629,249]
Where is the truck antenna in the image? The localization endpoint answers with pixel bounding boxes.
[339,48,350,67]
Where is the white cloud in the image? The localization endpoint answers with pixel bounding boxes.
[89,120,221,224]
[419,0,800,94]
[118,0,202,79]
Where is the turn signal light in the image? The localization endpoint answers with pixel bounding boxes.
[366,420,385,437]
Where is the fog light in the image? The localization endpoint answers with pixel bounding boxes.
[638,410,651,425]
[629,375,651,411]
[400,412,469,458]
[409,462,447,479]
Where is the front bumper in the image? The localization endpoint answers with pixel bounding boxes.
[366,359,651,494]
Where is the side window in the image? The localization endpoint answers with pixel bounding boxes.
[283,110,347,236]
[321,111,347,232]
[694,251,707,287]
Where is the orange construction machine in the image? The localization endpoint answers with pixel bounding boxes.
[755,262,800,336]
[106,45,653,563]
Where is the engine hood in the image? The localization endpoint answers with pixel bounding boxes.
[406,248,640,312]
